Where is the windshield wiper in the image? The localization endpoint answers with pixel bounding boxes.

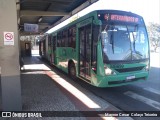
[131,33,143,56]
[133,50,143,56]
[132,38,142,56]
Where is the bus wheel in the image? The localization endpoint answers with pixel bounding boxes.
[69,63,76,79]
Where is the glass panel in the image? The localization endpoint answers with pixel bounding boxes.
[91,25,100,72]
[131,27,149,60]
[101,24,149,62]
[79,24,92,78]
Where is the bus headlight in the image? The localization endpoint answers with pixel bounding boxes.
[104,67,116,75]
[145,65,149,71]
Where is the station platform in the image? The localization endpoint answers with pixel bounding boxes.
[1,56,133,120]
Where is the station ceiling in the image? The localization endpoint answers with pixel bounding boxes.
[18,0,99,35]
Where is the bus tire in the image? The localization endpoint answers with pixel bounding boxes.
[69,63,76,79]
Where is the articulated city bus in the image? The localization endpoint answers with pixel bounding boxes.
[39,10,150,87]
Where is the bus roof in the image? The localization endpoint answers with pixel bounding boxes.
[96,10,142,18]
[48,10,143,35]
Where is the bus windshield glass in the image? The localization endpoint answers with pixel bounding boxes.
[101,24,149,62]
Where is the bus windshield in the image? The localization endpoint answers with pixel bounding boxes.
[101,24,149,62]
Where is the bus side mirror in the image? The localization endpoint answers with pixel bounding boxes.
[101,30,107,39]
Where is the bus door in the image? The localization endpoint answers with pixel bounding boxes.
[79,24,92,80]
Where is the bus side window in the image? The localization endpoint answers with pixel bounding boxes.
[68,26,76,48]
[68,28,72,47]
[52,36,56,51]
[61,31,65,47]
[72,27,76,48]
[63,30,68,47]
[57,32,62,47]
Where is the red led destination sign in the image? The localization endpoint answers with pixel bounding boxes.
[110,14,139,23]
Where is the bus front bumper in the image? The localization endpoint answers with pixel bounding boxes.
[94,71,149,87]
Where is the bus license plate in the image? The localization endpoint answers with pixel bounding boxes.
[126,75,135,80]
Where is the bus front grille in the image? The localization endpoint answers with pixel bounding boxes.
[115,66,144,73]
[108,77,145,85]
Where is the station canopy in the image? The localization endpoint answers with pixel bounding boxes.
[17,0,99,35]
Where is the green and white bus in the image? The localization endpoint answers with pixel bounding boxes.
[39,10,150,87]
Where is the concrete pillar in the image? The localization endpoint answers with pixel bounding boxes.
[0,0,22,111]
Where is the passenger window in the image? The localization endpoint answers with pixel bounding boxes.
[57,32,62,47]
[68,26,76,48]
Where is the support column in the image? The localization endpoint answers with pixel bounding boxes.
[0,0,22,111]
